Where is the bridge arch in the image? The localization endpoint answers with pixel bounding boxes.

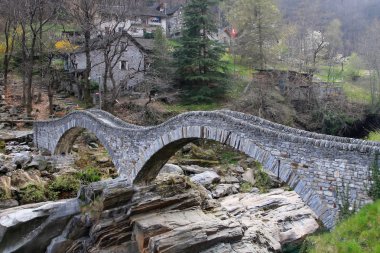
[132,125,337,228]
[34,110,379,229]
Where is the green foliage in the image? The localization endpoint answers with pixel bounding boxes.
[319,110,358,136]
[76,166,102,184]
[164,102,221,113]
[366,131,380,142]
[0,140,5,153]
[225,0,280,69]
[0,188,7,200]
[219,150,240,165]
[368,153,380,200]
[19,184,49,204]
[303,200,380,253]
[49,175,81,199]
[255,165,271,193]
[342,82,372,104]
[152,27,172,80]
[174,0,229,103]
[336,184,357,221]
[345,53,363,81]
[240,182,253,193]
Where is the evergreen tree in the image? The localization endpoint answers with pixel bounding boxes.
[152,27,172,81]
[175,0,228,103]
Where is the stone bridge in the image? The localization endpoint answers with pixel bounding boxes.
[33,109,379,229]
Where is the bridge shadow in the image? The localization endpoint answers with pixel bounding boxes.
[55,127,117,178]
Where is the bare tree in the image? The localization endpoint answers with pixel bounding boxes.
[360,20,380,104]
[0,0,18,86]
[16,0,60,116]
[67,0,101,105]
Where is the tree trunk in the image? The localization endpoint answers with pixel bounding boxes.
[48,79,54,116]
[84,30,92,105]
[25,35,37,117]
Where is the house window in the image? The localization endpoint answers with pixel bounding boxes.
[120,61,128,70]
[120,42,126,51]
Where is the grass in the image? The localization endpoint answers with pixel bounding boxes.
[366,131,380,142]
[304,200,380,253]
[341,82,372,104]
[164,103,221,113]
[222,53,252,78]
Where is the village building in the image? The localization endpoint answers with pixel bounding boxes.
[98,5,169,38]
[64,34,153,98]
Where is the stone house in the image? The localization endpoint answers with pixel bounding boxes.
[166,5,184,38]
[64,34,153,97]
[98,5,169,38]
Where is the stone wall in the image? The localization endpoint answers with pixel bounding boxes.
[34,109,380,229]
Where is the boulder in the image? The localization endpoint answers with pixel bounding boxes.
[26,155,48,171]
[218,189,319,250]
[231,165,245,174]
[0,199,80,253]
[191,171,220,187]
[221,175,240,184]
[132,208,243,253]
[181,165,212,174]
[159,164,184,175]
[242,168,256,185]
[212,184,238,199]
[12,151,32,169]
[0,199,19,210]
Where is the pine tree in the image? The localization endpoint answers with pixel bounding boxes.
[175,0,228,103]
[152,27,172,81]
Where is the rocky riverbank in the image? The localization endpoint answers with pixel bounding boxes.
[0,171,320,253]
[0,133,321,252]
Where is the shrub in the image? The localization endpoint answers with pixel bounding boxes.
[49,175,81,199]
[0,140,5,153]
[0,188,7,200]
[19,184,48,204]
[255,166,272,193]
[76,166,102,184]
[369,153,380,200]
[240,182,253,193]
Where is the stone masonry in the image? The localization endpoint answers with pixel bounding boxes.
[33,109,380,229]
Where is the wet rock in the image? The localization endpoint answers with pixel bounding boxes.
[212,184,238,199]
[159,164,184,175]
[191,171,220,187]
